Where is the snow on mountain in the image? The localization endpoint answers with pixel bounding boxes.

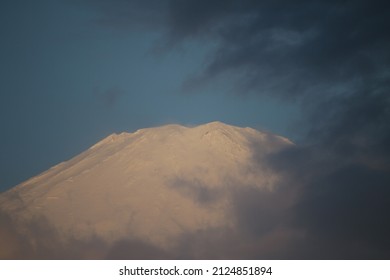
[0,122,292,259]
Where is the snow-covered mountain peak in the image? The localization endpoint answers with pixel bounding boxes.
[89,132,131,149]
[0,122,292,258]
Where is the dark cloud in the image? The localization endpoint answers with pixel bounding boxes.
[82,0,390,98]
[169,1,390,93]
[150,0,390,258]
[232,187,291,238]
[261,146,390,258]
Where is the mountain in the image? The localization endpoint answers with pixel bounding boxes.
[0,121,292,259]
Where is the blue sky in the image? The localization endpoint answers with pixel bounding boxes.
[0,0,299,191]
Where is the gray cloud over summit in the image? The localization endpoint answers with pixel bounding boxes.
[129,0,390,258]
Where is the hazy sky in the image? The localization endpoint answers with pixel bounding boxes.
[1,0,390,259]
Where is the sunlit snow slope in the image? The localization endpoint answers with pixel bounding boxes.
[0,122,292,258]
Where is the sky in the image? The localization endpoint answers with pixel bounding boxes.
[1,0,390,259]
[0,0,300,192]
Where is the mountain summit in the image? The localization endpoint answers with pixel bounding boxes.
[0,122,291,259]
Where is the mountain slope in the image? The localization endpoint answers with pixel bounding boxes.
[0,122,292,259]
